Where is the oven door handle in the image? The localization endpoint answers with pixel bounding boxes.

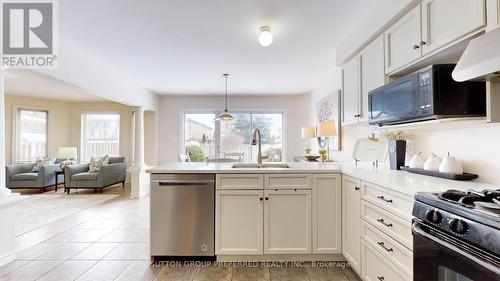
[412,222,500,275]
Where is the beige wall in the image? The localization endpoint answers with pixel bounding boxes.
[158,95,310,164]
[4,95,135,165]
[144,110,159,166]
[307,69,500,185]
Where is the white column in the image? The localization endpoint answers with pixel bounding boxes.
[132,107,145,168]
[128,106,150,199]
[0,68,20,266]
[0,69,10,195]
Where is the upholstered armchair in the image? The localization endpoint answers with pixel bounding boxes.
[64,157,127,194]
[6,163,62,192]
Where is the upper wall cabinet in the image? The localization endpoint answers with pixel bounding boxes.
[487,0,500,31]
[342,56,360,124]
[385,5,422,74]
[359,35,385,120]
[421,0,486,55]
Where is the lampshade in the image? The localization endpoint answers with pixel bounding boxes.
[317,120,337,137]
[301,127,316,138]
[57,147,78,160]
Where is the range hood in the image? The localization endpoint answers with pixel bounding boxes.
[452,27,500,82]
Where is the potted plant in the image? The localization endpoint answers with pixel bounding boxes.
[318,148,327,162]
[304,147,312,155]
[383,131,408,170]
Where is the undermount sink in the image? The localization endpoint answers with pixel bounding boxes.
[232,163,290,169]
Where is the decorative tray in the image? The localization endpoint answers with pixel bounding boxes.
[400,166,478,181]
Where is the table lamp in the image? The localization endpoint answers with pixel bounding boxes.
[317,121,337,159]
[57,147,78,162]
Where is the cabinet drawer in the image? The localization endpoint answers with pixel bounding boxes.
[265,174,312,190]
[362,221,413,278]
[361,201,412,250]
[361,240,411,281]
[361,181,413,220]
[216,174,263,190]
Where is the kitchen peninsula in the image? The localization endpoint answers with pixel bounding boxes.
[147,162,495,280]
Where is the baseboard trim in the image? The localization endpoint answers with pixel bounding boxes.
[216,254,346,262]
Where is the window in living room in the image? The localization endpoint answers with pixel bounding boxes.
[182,111,284,162]
[15,109,49,163]
[81,112,120,163]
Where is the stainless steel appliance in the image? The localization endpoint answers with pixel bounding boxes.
[150,173,215,259]
[368,64,486,126]
[412,189,500,281]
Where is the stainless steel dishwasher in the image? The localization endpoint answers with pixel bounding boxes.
[150,173,215,258]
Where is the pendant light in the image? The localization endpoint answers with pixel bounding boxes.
[258,26,273,47]
[216,73,234,121]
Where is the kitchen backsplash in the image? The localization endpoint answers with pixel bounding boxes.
[325,123,500,185]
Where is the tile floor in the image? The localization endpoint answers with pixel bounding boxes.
[1,185,362,281]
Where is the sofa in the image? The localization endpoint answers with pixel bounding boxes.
[6,162,62,192]
[64,157,127,194]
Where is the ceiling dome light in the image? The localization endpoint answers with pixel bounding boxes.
[259,26,273,47]
[216,73,234,122]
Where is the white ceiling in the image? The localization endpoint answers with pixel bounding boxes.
[59,0,379,95]
[5,70,104,102]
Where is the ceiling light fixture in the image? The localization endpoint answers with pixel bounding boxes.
[259,26,273,47]
[216,73,234,121]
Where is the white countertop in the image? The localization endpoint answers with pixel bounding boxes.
[147,162,498,196]
[147,162,342,174]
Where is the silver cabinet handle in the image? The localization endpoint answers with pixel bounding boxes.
[377,241,393,252]
[377,218,393,227]
[377,276,385,281]
[354,187,360,191]
[420,40,426,46]
[377,196,393,203]
[413,44,420,49]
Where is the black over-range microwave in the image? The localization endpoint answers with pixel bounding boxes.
[368,64,486,126]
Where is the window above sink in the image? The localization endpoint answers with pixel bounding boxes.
[182,111,285,163]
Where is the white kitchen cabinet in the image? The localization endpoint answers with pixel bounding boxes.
[342,175,362,274]
[215,189,263,255]
[312,174,341,254]
[359,35,385,120]
[421,0,486,55]
[487,0,500,31]
[264,189,312,254]
[385,5,422,73]
[342,56,360,124]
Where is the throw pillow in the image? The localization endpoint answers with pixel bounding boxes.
[31,157,53,172]
[102,154,110,165]
[88,158,103,173]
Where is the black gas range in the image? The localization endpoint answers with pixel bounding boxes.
[412,189,500,281]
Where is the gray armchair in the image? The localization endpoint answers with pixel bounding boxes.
[6,163,62,192]
[64,157,127,194]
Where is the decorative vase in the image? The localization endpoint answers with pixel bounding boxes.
[388,140,406,170]
[320,153,327,162]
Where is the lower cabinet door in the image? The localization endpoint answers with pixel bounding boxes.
[342,176,362,274]
[312,174,341,254]
[264,189,312,254]
[215,190,264,255]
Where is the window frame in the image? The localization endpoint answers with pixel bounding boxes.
[12,105,50,164]
[179,108,287,161]
[80,111,121,163]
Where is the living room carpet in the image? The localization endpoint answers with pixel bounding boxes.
[15,193,119,236]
